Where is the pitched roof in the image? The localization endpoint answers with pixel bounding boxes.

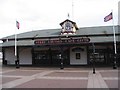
[1,25,120,47]
[2,29,61,40]
[1,25,119,40]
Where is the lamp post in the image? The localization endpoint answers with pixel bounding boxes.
[59,37,64,69]
[92,43,95,74]
[113,54,117,69]
[60,53,64,69]
[59,46,64,70]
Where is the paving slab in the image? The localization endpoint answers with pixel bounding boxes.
[1,66,119,89]
[1,71,54,88]
[100,72,118,77]
[14,79,88,88]
[105,80,118,88]
[45,72,89,77]
[87,71,108,88]
[3,70,42,76]
[2,77,21,84]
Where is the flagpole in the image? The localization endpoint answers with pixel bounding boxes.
[15,23,18,68]
[15,28,17,57]
[112,11,117,54]
[15,21,19,68]
[111,10,117,69]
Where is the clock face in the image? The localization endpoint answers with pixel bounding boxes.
[65,22,72,31]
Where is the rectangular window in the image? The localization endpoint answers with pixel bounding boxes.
[76,53,81,59]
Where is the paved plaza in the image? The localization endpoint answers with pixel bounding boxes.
[0,63,119,90]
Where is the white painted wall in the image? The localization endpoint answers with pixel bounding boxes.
[4,47,32,65]
[70,47,87,65]
[0,52,2,62]
[19,48,32,65]
[5,47,15,64]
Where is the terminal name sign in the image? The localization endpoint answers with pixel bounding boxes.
[34,37,90,45]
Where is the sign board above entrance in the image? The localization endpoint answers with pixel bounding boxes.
[34,38,90,45]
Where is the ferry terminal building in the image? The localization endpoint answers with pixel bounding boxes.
[1,19,120,67]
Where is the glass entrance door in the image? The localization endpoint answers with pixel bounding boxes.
[89,49,107,65]
[51,50,61,66]
[89,53,106,64]
[33,51,50,66]
[33,49,70,66]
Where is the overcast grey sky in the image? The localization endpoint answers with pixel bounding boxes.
[0,0,119,39]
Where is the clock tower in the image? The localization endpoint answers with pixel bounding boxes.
[60,19,78,35]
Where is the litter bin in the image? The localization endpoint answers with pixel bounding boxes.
[15,60,19,65]
[15,60,20,68]
[4,60,7,65]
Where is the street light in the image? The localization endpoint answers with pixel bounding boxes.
[59,53,64,69]
[92,43,95,74]
[113,54,117,69]
[59,36,64,69]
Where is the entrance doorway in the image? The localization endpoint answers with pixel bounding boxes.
[89,49,112,66]
[32,48,69,66]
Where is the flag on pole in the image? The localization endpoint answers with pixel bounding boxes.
[16,21,20,29]
[104,12,113,22]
